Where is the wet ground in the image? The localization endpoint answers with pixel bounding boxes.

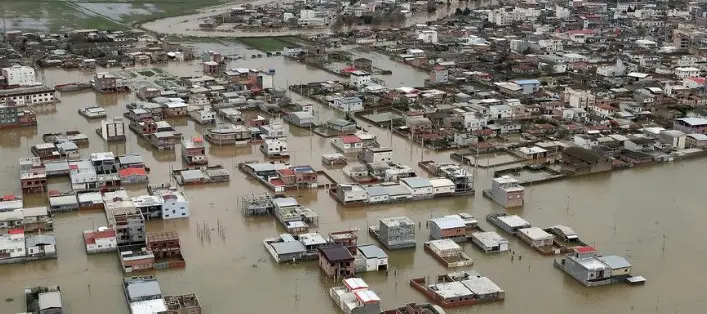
[1,50,707,314]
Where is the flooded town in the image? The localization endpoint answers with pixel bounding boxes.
[2,0,707,313]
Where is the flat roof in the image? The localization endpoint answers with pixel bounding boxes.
[357,244,387,259]
[518,227,553,241]
[400,177,432,189]
[497,215,530,229]
[472,231,508,246]
[597,255,631,269]
[271,241,306,255]
[130,299,168,314]
[460,277,503,295]
[430,215,466,230]
[431,281,472,299]
[428,239,462,252]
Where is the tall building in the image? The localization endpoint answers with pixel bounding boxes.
[2,65,36,86]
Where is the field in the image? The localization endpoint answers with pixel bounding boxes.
[1,0,226,31]
[235,37,300,52]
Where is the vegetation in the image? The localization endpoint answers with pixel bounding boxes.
[2,0,227,31]
[137,70,156,77]
[236,37,299,52]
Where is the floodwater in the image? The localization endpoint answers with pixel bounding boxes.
[2,57,707,314]
[141,0,498,37]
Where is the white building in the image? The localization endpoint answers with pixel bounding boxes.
[331,96,364,112]
[262,138,289,157]
[487,7,541,26]
[400,177,433,197]
[349,71,372,87]
[356,244,388,272]
[159,191,189,219]
[517,227,554,248]
[188,108,216,124]
[675,67,700,79]
[471,231,509,253]
[0,86,56,106]
[538,39,564,53]
[428,178,456,195]
[82,227,117,254]
[2,65,36,86]
[99,117,126,142]
[417,29,438,44]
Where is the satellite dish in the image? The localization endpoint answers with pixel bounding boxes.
[428,60,435,65]
[436,58,443,63]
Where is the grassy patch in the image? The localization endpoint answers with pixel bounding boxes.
[2,1,127,31]
[236,37,300,52]
[2,0,225,31]
[137,70,155,77]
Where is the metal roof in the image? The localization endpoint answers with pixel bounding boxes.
[357,244,387,259]
[364,186,387,197]
[430,215,465,230]
[127,280,162,301]
[400,177,432,189]
[273,197,298,208]
[597,255,632,269]
[271,241,306,255]
[38,291,62,310]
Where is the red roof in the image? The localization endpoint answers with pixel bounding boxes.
[69,164,78,170]
[340,135,362,144]
[119,167,147,177]
[270,178,285,186]
[83,229,116,245]
[1,194,15,201]
[277,168,296,176]
[688,77,706,85]
[575,246,596,254]
[8,228,24,235]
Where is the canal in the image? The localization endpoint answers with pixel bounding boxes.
[0,54,706,314]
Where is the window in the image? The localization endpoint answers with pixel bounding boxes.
[172,210,176,214]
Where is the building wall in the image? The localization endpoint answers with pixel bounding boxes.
[2,66,36,85]
[163,199,189,219]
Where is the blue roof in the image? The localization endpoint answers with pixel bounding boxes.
[292,165,315,173]
[512,79,541,85]
[364,186,388,196]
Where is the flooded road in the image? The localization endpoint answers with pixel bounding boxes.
[1,59,706,314]
[141,0,498,37]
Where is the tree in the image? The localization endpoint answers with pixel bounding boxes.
[455,8,463,15]
[463,7,471,15]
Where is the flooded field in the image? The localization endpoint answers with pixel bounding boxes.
[1,53,707,314]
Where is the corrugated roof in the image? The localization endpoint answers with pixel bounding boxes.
[357,244,387,259]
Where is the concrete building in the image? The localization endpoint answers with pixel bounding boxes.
[658,130,687,150]
[0,86,56,106]
[93,72,129,93]
[400,177,433,198]
[554,246,635,287]
[485,176,524,208]
[148,184,190,219]
[350,71,372,87]
[318,245,355,279]
[83,227,118,254]
[261,138,289,158]
[370,216,416,249]
[163,294,202,314]
[146,231,183,260]
[2,65,36,86]
[98,117,126,142]
[674,117,707,134]
[417,29,438,43]
[356,244,388,272]
[429,215,468,241]
[108,208,146,248]
[335,184,369,205]
[471,231,509,253]
[331,96,364,112]
[361,147,392,163]
[329,278,381,314]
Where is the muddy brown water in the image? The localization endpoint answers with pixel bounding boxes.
[1,60,707,314]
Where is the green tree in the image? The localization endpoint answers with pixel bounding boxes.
[455,8,463,15]
[463,7,471,15]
